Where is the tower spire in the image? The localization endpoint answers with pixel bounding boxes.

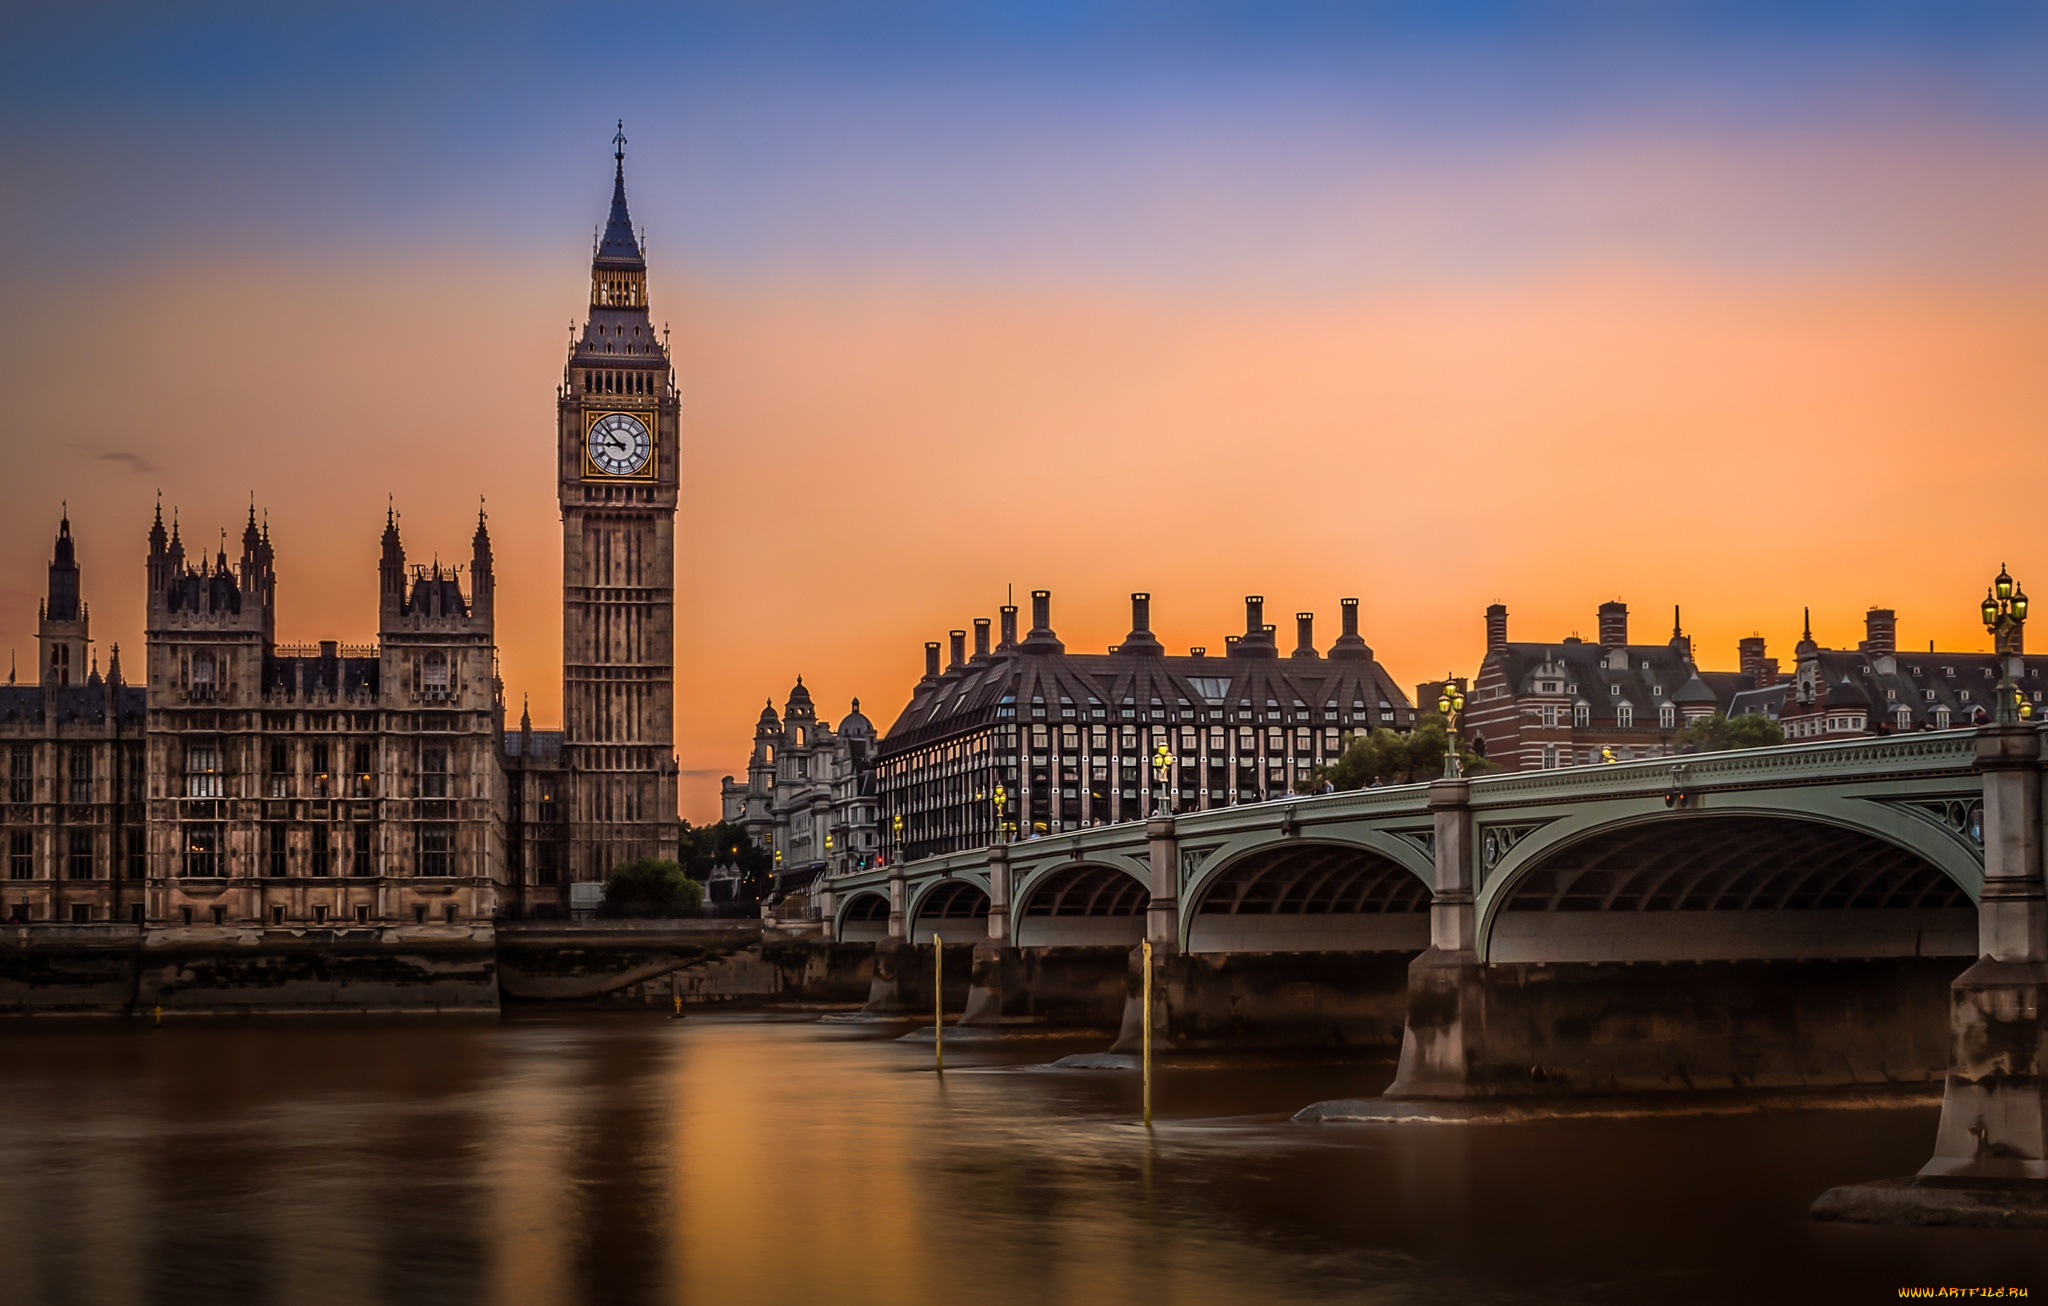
[596,120,643,268]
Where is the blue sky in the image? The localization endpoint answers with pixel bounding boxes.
[7,2,2047,285]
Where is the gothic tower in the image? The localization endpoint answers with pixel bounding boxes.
[558,124,682,882]
[38,509,90,686]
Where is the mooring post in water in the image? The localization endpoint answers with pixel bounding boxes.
[152,1005,161,1027]
[1141,939,1153,1126]
[934,933,943,1073]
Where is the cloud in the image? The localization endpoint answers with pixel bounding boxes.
[94,450,159,474]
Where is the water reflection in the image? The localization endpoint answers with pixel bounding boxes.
[0,1016,2041,1305]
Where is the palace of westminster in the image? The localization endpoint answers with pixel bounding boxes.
[4,133,2021,929]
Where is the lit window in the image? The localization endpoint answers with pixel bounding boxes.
[184,745,222,799]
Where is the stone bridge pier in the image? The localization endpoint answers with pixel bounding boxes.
[1818,724,2048,1225]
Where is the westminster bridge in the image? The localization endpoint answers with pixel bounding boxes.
[825,725,2048,1196]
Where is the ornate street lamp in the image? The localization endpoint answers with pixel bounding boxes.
[1436,678,1466,778]
[891,812,905,864]
[1982,565,2034,724]
[1150,741,1173,816]
[992,782,1010,843]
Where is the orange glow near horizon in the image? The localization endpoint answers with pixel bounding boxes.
[3,253,2045,820]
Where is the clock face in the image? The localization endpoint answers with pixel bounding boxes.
[586,412,652,477]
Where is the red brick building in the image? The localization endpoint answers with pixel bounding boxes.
[1463,601,1753,770]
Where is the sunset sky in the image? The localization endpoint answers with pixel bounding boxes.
[4,4,2047,820]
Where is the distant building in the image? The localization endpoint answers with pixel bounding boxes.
[876,591,1418,862]
[1463,601,1751,769]
[721,679,880,902]
[0,514,147,924]
[1732,607,2040,740]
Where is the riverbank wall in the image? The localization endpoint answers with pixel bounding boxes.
[0,927,1967,1090]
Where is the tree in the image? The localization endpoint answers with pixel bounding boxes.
[1671,712,1784,753]
[599,857,705,918]
[1319,721,1486,790]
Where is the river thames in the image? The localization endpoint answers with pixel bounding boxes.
[0,1015,2040,1305]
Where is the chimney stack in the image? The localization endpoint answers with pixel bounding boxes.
[1738,635,1767,677]
[973,618,991,660]
[1118,592,1164,655]
[948,630,966,671]
[1597,601,1629,650]
[1861,608,1897,657]
[923,642,941,681]
[1330,597,1370,659]
[1738,635,1779,689]
[1233,596,1277,657]
[1293,612,1317,658]
[1020,590,1064,652]
[1485,603,1509,654]
[999,604,1018,650]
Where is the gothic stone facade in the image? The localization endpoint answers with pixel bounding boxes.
[4,136,690,927]
[0,516,147,924]
[142,506,506,928]
[546,127,683,902]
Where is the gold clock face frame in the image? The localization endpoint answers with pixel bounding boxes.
[583,409,657,481]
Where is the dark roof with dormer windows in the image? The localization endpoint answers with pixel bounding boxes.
[882,622,1415,754]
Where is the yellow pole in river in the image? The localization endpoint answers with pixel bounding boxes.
[934,933,943,1073]
[1141,938,1153,1127]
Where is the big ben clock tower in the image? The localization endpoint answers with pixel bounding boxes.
[558,123,682,883]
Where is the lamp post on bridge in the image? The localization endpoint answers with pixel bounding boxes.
[1436,678,1466,779]
[1982,565,2033,724]
[891,812,905,865]
[1151,742,1173,817]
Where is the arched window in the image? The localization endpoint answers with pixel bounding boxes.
[1573,702,1590,728]
[1659,703,1676,729]
[1617,703,1634,728]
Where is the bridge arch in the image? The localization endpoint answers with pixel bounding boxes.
[1477,807,1977,963]
[908,876,992,945]
[1182,838,1432,954]
[836,890,892,943]
[1014,861,1147,948]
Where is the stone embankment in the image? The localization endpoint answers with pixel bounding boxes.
[0,920,873,1016]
